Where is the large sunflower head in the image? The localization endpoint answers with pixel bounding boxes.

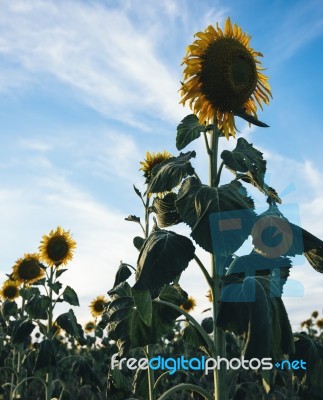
[12,253,45,285]
[140,151,172,184]
[39,226,76,267]
[0,279,20,301]
[89,295,108,318]
[180,17,272,138]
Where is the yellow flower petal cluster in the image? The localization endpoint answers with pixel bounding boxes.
[12,253,44,285]
[180,295,197,313]
[39,226,76,267]
[0,279,20,301]
[140,151,172,183]
[180,17,272,138]
[90,296,107,318]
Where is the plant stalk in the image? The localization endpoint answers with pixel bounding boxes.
[209,126,227,400]
[46,266,54,400]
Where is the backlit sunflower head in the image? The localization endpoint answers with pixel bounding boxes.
[89,295,108,318]
[0,279,20,301]
[180,295,197,313]
[180,17,272,138]
[84,321,96,333]
[39,226,76,267]
[140,151,172,184]
[12,253,45,285]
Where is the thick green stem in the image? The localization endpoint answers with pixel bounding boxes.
[209,126,227,400]
[46,267,54,400]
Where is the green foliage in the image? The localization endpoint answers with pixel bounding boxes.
[234,107,269,127]
[147,151,196,194]
[176,177,255,254]
[34,339,56,375]
[113,262,133,288]
[25,294,51,319]
[134,229,195,290]
[176,114,205,150]
[62,285,80,306]
[107,282,187,356]
[12,320,35,344]
[152,192,181,228]
[56,309,85,343]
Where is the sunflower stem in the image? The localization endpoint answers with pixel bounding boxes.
[46,266,55,400]
[209,125,227,400]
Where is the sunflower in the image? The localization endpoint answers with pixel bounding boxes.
[316,319,323,330]
[180,17,272,138]
[180,296,197,313]
[84,321,96,333]
[12,253,45,285]
[206,289,213,302]
[140,151,172,184]
[39,226,76,267]
[89,296,107,318]
[0,280,20,301]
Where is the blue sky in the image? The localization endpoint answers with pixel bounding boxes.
[0,0,323,329]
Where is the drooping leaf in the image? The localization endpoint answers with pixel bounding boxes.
[217,273,294,360]
[133,185,142,199]
[62,286,80,306]
[234,107,269,127]
[182,323,207,348]
[176,114,205,150]
[25,295,51,320]
[147,151,196,194]
[113,262,132,288]
[133,229,195,290]
[132,289,152,327]
[133,368,149,399]
[12,320,35,344]
[107,282,187,356]
[34,339,56,375]
[1,300,18,318]
[221,138,266,188]
[291,333,323,396]
[56,309,85,343]
[72,357,101,387]
[19,287,40,301]
[176,177,256,254]
[201,317,213,334]
[133,237,145,251]
[252,203,323,269]
[55,268,68,278]
[152,192,182,228]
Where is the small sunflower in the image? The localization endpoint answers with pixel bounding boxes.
[312,310,319,319]
[84,321,96,333]
[140,151,172,184]
[180,296,197,313]
[0,280,20,301]
[206,289,213,302]
[39,226,76,267]
[12,253,45,285]
[180,17,272,138]
[316,319,323,329]
[90,296,107,318]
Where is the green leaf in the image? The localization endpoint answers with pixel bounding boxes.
[234,107,269,127]
[133,368,149,399]
[56,309,85,343]
[152,192,181,228]
[133,184,142,199]
[133,236,145,251]
[132,289,152,326]
[201,317,213,334]
[1,300,18,318]
[12,320,35,344]
[133,229,195,290]
[291,333,323,396]
[147,151,196,194]
[19,287,40,301]
[221,138,266,188]
[113,262,132,288]
[217,273,294,360]
[110,368,131,391]
[47,281,62,295]
[176,177,256,254]
[34,339,56,375]
[25,295,51,320]
[56,268,68,278]
[62,285,79,306]
[125,215,141,223]
[176,114,205,150]
[107,282,187,356]
[182,323,207,348]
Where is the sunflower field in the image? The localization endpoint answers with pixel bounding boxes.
[1,16,323,400]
